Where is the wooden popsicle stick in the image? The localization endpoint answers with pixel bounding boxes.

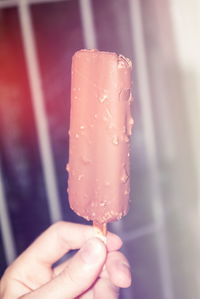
[93,222,107,243]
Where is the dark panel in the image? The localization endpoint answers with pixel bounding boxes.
[0,7,50,255]
[31,0,86,223]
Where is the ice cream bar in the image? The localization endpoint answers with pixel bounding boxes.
[67,49,133,228]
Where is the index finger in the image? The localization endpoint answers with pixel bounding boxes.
[14,221,122,268]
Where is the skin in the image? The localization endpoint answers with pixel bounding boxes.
[0,221,132,299]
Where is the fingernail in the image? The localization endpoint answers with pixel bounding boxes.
[80,238,104,264]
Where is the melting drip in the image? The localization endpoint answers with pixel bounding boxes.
[121,166,129,183]
[124,135,129,143]
[127,117,134,135]
[99,201,107,207]
[99,94,108,103]
[78,174,84,181]
[112,135,119,145]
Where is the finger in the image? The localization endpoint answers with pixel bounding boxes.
[15,222,122,269]
[94,278,119,299]
[22,238,107,299]
[104,251,132,288]
[90,251,131,299]
[53,238,124,277]
[51,225,122,277]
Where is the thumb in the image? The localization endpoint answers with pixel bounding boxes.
[23,238,107,299]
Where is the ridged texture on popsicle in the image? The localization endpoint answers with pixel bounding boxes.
[67,49,133,224]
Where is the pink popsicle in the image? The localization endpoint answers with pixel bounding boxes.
[67,49,133,230]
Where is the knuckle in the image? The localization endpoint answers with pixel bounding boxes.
[51,221,66,231]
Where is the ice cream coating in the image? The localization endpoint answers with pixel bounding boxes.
[67,49,133,224]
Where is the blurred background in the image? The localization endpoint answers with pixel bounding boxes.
[0,0,199,298]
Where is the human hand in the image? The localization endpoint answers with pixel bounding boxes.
[0,222,131,298]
